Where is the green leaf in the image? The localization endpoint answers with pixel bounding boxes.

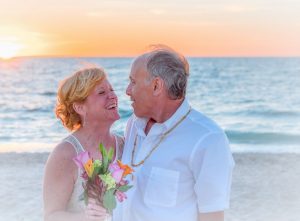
[99,174,116,190]
[79,189,88,205]
[79,191,85,201]
[118,185,133,192]
[92,160,102,177]
[93,164,101,175]
[103,158,109,173]
[103,189,117,214]
[108,148,114,162]
[99,143,109,173]
[99,143,107,159]
[84,194,88,205]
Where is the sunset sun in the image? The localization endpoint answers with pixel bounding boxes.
[0,41,23,59]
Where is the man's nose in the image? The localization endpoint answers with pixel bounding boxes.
[126,84,131,96]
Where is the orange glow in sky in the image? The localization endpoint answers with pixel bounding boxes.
[0,0,299,57]
[0,41,22,59]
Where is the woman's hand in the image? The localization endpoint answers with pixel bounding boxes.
[85,198,109,221]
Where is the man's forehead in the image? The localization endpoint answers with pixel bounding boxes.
[132,54,148,69]
[130,59,147,77]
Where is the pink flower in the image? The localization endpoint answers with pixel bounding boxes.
[73,151,90,170]
[109,162,124,184]
[109,162,120,171]
[115,190,127,202]
[81,171,89,180]
[112,169,124,183]
[119,179,128,186]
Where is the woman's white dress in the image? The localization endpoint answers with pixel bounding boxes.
[63,134,124,220]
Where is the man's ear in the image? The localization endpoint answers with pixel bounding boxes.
[73,102,85,115]
[152,77,164,96]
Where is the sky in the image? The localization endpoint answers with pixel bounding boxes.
[0,0,300,58]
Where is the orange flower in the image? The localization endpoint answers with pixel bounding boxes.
[84,159,94,178]
[117,160,134,177]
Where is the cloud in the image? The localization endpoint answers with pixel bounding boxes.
[224,5,259,13]
[149,9,166,15]
[86,11,111,17]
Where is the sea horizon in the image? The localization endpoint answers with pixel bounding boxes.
[1,57,299,153]
[2,55,300,60]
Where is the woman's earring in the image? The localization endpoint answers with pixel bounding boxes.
[82,112,87,128]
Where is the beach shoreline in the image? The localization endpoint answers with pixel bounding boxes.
[0,152,299,221]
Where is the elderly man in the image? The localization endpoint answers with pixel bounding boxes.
[114,46,234,221]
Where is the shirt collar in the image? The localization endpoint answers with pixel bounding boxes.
[162,98,190,131]
[134,116,148,137]
[134,98,191,136]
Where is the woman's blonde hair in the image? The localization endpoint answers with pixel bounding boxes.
[55,67,106,131]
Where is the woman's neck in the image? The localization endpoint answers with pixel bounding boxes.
[73,123,114,152]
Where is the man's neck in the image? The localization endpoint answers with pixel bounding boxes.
[154,98,184,123]
[144,98,184,135]
[144,118,156,135]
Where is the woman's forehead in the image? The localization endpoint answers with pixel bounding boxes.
[94,79,111,89]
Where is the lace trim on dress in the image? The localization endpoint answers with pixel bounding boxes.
[64,134,85,154]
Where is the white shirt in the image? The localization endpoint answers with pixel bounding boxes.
[113,99,235,221]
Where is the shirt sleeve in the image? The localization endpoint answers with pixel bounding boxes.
[189,132,235,213]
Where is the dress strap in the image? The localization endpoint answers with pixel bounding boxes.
[64,134,85,154]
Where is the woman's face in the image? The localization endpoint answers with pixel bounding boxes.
[84,79,120,125]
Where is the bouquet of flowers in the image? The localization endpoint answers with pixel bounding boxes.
[73,143,133,214]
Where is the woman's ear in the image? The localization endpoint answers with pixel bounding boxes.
[73,102,85,115]
[153,77,164,96]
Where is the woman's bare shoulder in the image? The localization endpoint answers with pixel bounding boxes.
[45,141,78,172]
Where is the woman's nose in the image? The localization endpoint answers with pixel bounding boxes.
[108,90,117,99]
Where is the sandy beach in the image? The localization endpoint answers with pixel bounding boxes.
[0,152,299,221]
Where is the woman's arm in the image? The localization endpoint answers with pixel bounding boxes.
[43,142,85,221]
[43,142,108,221]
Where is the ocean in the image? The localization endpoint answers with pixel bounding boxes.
[0,57,299,153]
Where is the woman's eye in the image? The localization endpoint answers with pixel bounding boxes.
[98,91,105,95]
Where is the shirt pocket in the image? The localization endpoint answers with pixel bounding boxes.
[144,167,180,207]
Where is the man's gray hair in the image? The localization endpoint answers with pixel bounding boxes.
[144,46,189,99]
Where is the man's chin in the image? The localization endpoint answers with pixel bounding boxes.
[133,109,143,118]
[132,103,148,118]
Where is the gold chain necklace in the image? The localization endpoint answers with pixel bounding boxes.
[131,107,192,167]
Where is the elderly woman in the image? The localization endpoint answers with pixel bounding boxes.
[43,67,124,221]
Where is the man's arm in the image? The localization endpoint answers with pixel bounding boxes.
[199,211,224,221]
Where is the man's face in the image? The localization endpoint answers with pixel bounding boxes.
[126,59,154,118]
